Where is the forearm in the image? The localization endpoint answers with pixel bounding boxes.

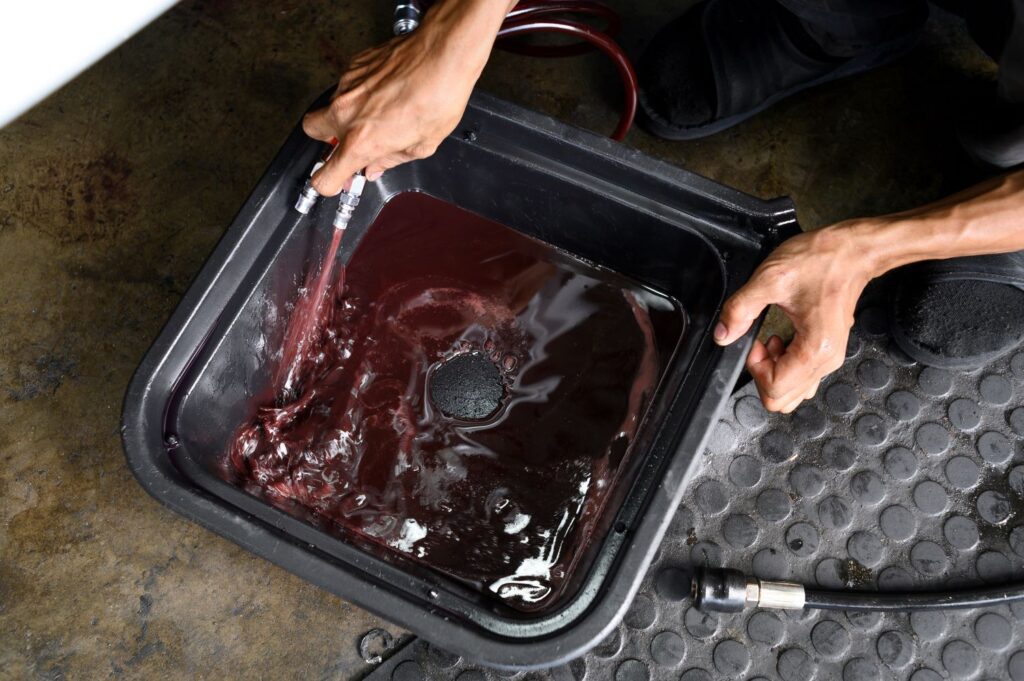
[847,169,1024,278]
[418,0,519,81]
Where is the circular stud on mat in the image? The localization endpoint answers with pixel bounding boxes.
[399,309,1024,681]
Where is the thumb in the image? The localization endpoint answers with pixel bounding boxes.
[302,106,338,143]
[311,145,367,197]
[715,278,776,345]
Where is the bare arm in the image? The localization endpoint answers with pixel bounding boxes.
[715,169,1024,412]
[303,0,518,195]
[855,171,1024,270]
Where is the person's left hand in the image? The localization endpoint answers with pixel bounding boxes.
[713,223,878,413]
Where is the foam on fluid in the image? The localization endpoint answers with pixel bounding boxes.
[225,192,685,611]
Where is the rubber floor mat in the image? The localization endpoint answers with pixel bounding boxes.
[364,306,1024,680]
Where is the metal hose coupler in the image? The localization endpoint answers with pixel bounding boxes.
[693,567,805,612]
[393,1,422,36]
[332,173,366,231]
[294,161,325,214]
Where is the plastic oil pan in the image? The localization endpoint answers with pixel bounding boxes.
[122,92,797,669]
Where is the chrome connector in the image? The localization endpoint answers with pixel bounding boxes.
[693,567,805,612]
[294,161,325,214]
[332,174,367,231]
[294,181,319,214]
[393,1,422,36]
[756,580,806,610]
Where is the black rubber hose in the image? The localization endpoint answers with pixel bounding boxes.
[804,582,1024,612]
[694,568,1024,613]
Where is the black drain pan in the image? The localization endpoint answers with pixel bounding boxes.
[122,92,797,669]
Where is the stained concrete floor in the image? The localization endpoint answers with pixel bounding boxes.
[0,1,1001,679]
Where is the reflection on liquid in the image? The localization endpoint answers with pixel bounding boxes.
[225,193,684,611]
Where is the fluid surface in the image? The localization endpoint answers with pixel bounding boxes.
[226,192,685,611]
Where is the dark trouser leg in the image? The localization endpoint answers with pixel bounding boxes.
[782,0,1021,102]
[888,1,1024,365]
[998,0,1024,103]
[934,0,1021,102]
[775,0,928,57]
[931,0,1012,58]
[938,0,1024,165]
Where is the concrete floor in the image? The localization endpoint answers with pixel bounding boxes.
[0,1,1000,679]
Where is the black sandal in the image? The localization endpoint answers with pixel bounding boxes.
[889,251,1024,369]
[637,0,923,140]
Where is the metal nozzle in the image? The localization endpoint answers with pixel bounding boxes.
[295,181,319,214]
[332,174,367,231]
[393,1,422,35]
[693,567,805,612]
[294,160,326,214]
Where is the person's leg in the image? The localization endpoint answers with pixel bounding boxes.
[890,0,1024,368]
[954,0,1024,168]
[778,0,927,58]
[999,0,1024,103]
[637,0,926,140]
[931,0,1014,63]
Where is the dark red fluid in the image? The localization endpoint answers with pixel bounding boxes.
[226,192,685,611]
[276,225,345,398]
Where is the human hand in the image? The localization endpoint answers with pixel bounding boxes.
[714,224,879,413]
[302,1,511,195]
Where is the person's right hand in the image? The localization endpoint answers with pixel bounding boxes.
[714,223,879,413]
[302,1,511,195]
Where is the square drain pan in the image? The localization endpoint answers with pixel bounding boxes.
[122,92,796,669]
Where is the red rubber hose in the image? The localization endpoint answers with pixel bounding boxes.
[503,1,621,57]
[497,16,638,141]
[400,1,636,140]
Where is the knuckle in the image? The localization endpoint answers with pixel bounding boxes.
[409,140,439,159]
[757,262,791,289]
[330,93,360,119]
[328,97,347,117]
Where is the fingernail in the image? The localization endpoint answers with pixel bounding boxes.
[713,322,728,343]
[367,170,383,182]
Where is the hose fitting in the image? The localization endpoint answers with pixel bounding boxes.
[294,161,325,214]
[393,1,422,36]
[332,174,366,231]
[693,567,805,613]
